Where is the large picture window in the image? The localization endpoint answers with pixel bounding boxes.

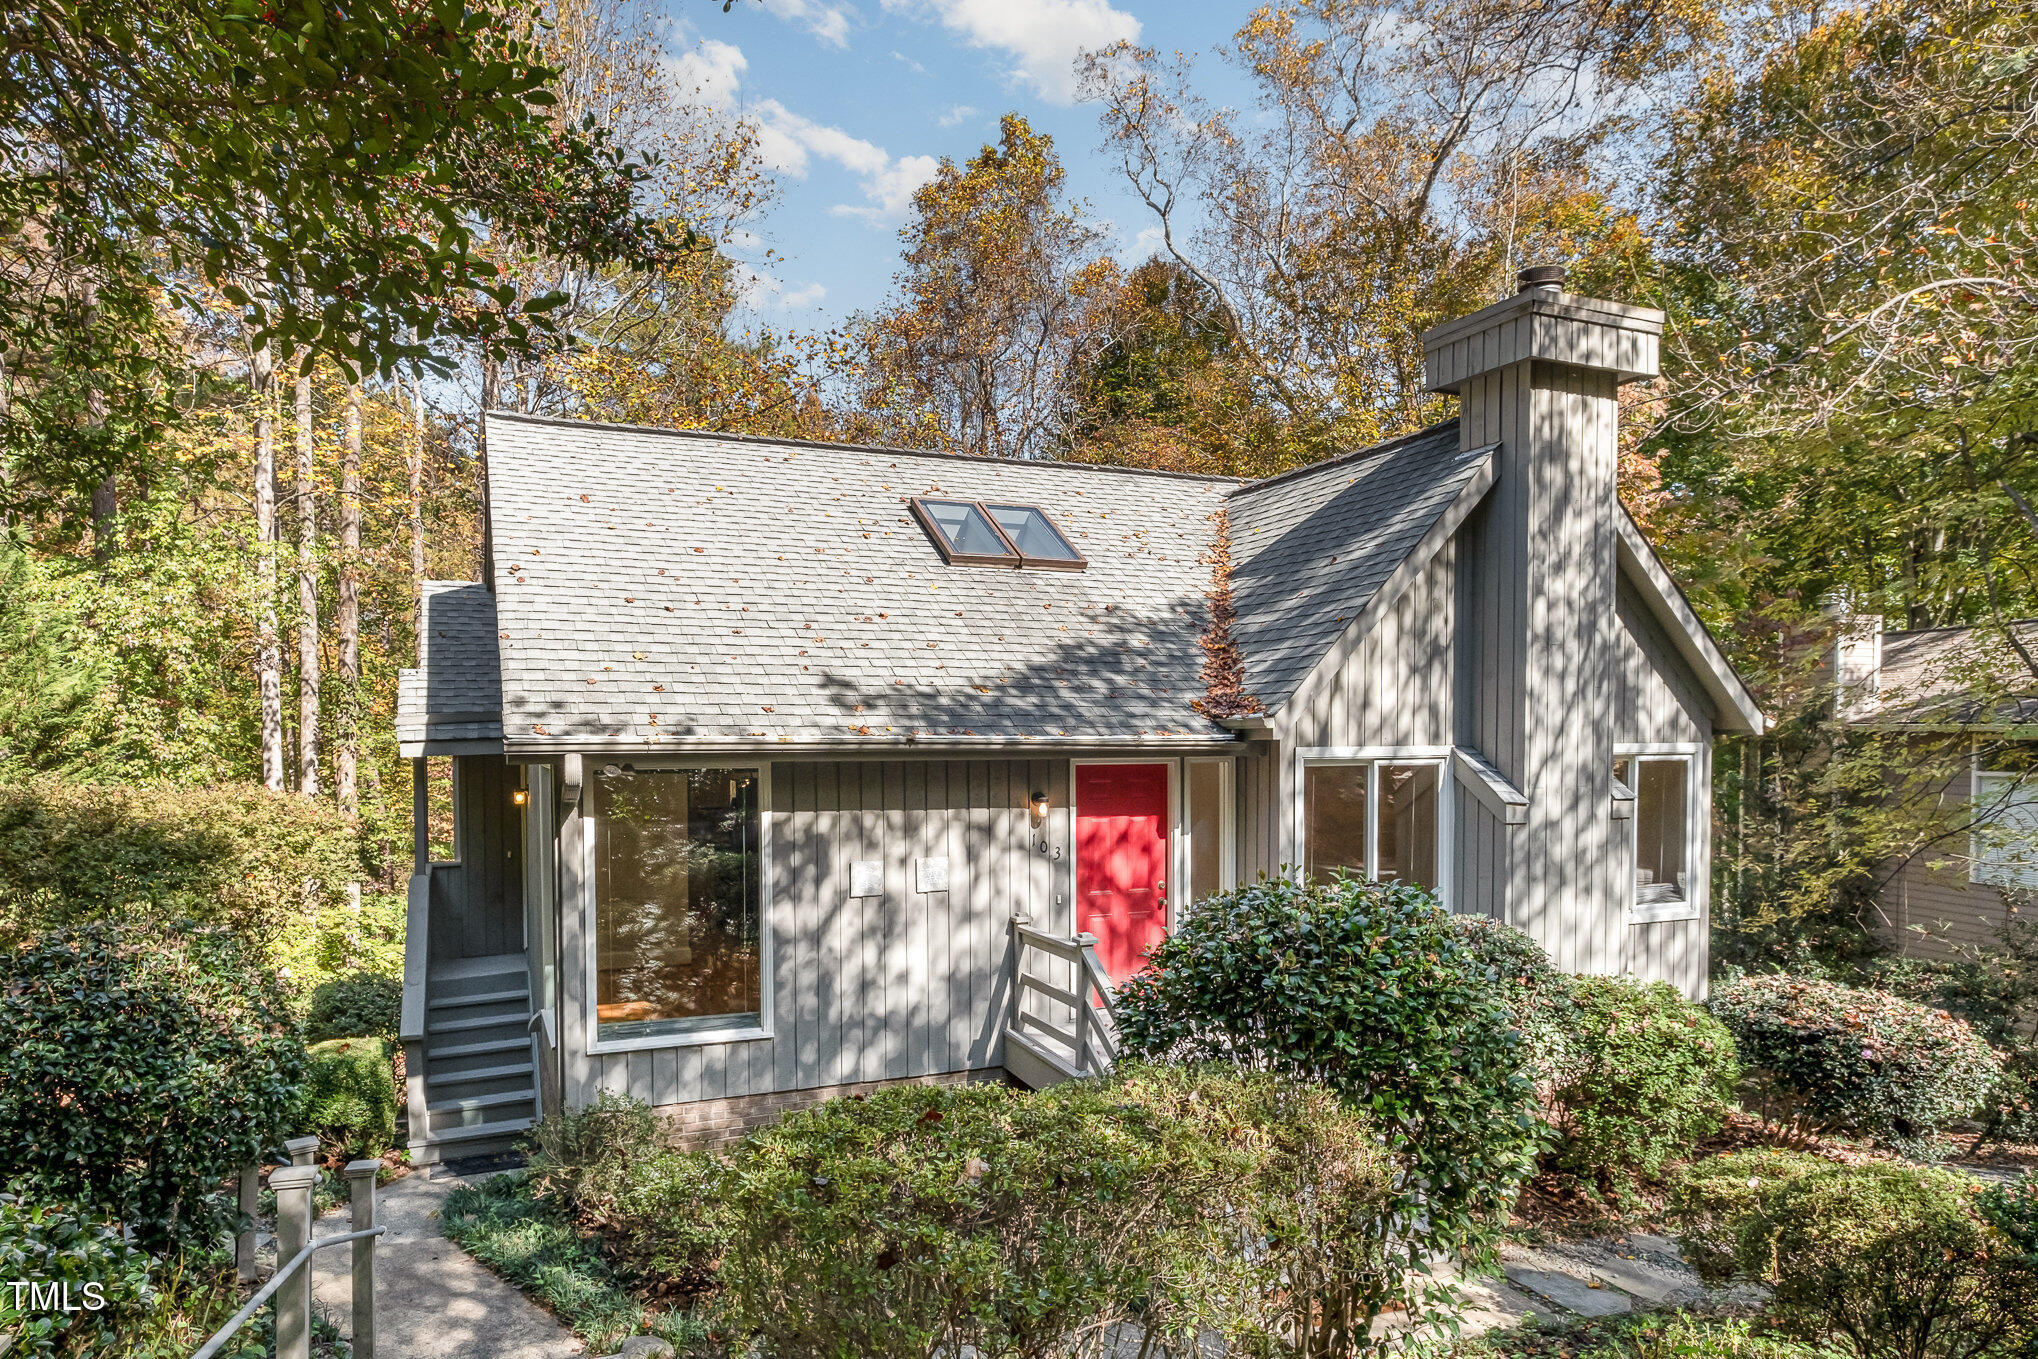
[1615,755,1691,913]
[592,767,764,1044]
[1303,759,1443,891]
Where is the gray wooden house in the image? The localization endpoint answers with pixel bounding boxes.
[394,270,1763,1162]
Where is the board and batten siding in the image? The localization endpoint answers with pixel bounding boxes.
[1279,540,1457,751]
[430,754,526,963]
[556,758,1069,1112]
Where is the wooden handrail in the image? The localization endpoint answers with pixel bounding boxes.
[1009,922,1120,1079]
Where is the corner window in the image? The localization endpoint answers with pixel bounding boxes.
[591,767,764,1044]
[1972,770,2038,889]
[910,497,1086,570]
[1615,756,1690,910]
[1303,759,1443,891]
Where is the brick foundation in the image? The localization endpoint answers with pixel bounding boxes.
[654,1068,1011,1148]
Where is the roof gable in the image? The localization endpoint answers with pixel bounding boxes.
[1226,422,1491,713]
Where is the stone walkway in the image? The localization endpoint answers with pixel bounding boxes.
[307,1166,584,1359]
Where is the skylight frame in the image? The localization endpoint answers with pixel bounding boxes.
[908,497,1088,572]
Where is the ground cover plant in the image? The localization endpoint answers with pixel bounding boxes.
[1114,876,1542,1279]
[0,922,306,1252]
[441,1171,716,1355]
[1710,976,1998,1156]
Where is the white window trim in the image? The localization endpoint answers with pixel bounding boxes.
[1615,743,1701,924]
[1970,762,2038,890]
[1182,756,1238,914]
[1294,748,1455,908]
[583,760,775,1054]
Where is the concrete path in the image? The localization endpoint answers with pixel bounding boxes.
[308,1168,585,1359]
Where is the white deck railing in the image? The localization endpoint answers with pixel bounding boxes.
[1005,920,1120,1086]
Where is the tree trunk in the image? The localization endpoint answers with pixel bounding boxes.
[337,378,363,816]
[478,359,498,584]
[295,371,321,797]
[253,341,285,791]
[408,367,427,636]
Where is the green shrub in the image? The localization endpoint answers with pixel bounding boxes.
[0,1193,158,1356]
[714,1065,1398,1359]
[1871,922,2038,1149]
[0,923,307,1251]
[1547,977,1739,1193]
[1977,1171,2038,1266]
[1667,1148,1838,1283]
[1115,875,1539,1266]
[1669,1151,2038,1359]
[527,1091,727,1301]
[1453,914,1577,1085]
[0,778,366,983]
[1711,975,1999,1156]
[304,971,402,1043]
[302,1038,396,1159]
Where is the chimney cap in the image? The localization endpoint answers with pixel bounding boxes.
[1517,264,1567,293]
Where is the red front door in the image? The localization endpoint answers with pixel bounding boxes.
[1075,763,1171,984]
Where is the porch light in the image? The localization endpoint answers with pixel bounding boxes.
[1029,790,1051,820]
[512,788,529,806]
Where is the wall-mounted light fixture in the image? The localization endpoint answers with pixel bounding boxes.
[1028,790,1051,821]
[512,788,529,807]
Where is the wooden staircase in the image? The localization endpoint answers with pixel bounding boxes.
[1003,922,1121,1089]
[409,953,539,1163]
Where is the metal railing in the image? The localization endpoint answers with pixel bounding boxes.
[1009,922,1120,1075]
[198,1139,384,1359]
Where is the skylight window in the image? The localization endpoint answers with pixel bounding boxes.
[910,497,1087,571]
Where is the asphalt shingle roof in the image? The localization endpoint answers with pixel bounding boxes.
[1851,620,2038,727]
[1227,421,1491,710]
[419,414,1502,749]
[485,415,1235,746]
[396,581,505,745]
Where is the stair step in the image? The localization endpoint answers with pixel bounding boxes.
[420,1116,533,1147]
[429,987,530,1011]
[427,1060,534,1087]
[428,1087,537,1115]
[428,1012,531,1036]
[427,1037,527,1061]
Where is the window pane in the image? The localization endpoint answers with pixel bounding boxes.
[1187,760,1225,905]
[594,768,762,1040]
[1305,764,1367,883]
[985,503,1080,561]
[1378,764,1440,890]
[1974,772,2038,889]
[1634,759,1688,904]
[920,500,1015,559]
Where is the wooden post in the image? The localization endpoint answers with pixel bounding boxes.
[345,1160,380,1359]
[269,1165,318,1359]
[236,1163,260,1282]
[412,757,429,875]
[285,1135,320,1168]
[1008,914,1031,1036]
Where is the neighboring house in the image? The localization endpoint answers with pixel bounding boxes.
[1840,617,2038,958]
[394,269,1764,1162]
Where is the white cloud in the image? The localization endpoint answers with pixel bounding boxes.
[737,268,827,312]
[664,38,747,108]
[1121,223,1166,262]
[754,100,890,178]
[881,0,1139,103]
[829,153,941,224]
[891,49,929,74]
[751,102,938,226]
[764,0,853,47]
[937,103,978,127]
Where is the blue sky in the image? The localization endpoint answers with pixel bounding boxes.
[665,0,1256,329]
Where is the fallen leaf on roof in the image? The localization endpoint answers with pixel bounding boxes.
[633,651,646,660]
[533,724,548,734]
